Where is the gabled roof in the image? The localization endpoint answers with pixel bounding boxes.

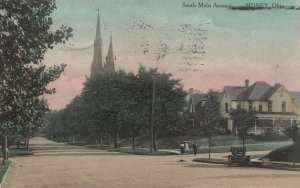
[291,91,300,105]
[223,86,246,100]
[190,93,207,106]
[261,84,282,100]
[236,81,272,100]
[223,81,297,101]
[185,92,207,113]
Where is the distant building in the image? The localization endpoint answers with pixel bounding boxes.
[91,12,116,77]
[220,79,300,135]
[185,88,207,127]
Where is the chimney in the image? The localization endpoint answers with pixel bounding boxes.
[275,83,281,87]
[189,88,194,94]
[245,79,249,87]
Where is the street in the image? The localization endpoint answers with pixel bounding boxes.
[3,137,300,188]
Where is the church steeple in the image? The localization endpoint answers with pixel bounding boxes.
[104,32,116,74]
[91,10,103,77]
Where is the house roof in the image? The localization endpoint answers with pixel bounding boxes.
[260,84,282,100]
[185,92,207,112]
[291,91,300,105]
[190,93,207,106]
[236,81,272,100]
[223,86,246,100]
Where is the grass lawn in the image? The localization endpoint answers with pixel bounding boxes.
[0,146,33,158]
[0,160,11,183]
[264,144,300,163]
[116,147,178,155]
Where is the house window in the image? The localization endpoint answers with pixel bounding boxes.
[225,103,229,112]
[249,101,253,111]
[268,101,272,112]
[237,102,241,109]
[282,101,286,113]
[259,102,262,111]
[280,90,284,97]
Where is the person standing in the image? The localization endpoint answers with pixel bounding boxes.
[192,142,198,156]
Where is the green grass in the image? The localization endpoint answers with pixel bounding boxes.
[86,145,179,155]
[116,147,178,155]
[264,144,300,162]
[0,146,33,158]
[118,135,291,150]
[0,160,11,182]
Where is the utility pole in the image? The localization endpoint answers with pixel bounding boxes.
[150,79,156,153]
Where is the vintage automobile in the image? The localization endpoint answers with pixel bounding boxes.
[227,147,251,166]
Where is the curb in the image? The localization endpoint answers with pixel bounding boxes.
[0,163,12,188]
[193,158,300,171]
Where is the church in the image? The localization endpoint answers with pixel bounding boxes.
[90,12,116,76]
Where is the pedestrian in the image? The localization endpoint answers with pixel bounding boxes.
[192,142,198,156]
[180,143,185,154]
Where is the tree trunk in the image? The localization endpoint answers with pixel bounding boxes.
[108,133,111,147]
[153,132,157,151]
[132,135,135,150]
[24,136,27,145]
[208,135,211,160]
[114,133,119,148]
[26,135,30,150]
[100,138,103,147]
[242,136,245,148]
[293,143,296,166]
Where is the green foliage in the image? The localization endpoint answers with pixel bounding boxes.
[0,0,72,136]
[0,160,11,182]
[201,91,225,135]
[136,66,187,136]
[284,125,300,144]
[230,108,256,145]
[265,144,300,163]
[44,66,187,148]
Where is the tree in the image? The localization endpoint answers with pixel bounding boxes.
[201,90,224,160]
[284,125,300,166]
[0,0,72,161]
[82,71,133,148]
[230,108,256,147]
[64,96,90,143]
[19,98,49,149]
[137,66,187,151]
[44,110,66,140]
[80,66,187,151]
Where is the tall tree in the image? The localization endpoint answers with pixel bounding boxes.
[230,108,256,147]
[202,90,223,160]
[137,66,187,151]
[0,0,72,161]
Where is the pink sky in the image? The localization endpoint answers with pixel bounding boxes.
[43,0,300,110]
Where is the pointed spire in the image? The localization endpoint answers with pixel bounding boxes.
[91,9,104,77]
[95,9,101,41]
[105,31,115,74]
[108,32,114,58]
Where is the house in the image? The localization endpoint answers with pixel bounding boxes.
[220,80,300,135]
[185,88,207,127]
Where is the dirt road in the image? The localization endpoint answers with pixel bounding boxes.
[3,137,300,188]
